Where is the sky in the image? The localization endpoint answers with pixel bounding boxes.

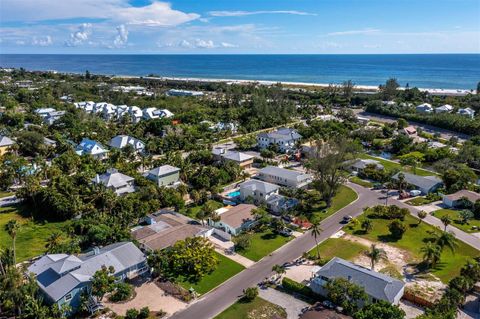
[0,0,479,54]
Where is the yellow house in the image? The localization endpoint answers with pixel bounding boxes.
[0,136,15,156]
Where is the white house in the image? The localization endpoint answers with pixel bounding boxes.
[92,168,135,195]
[310,257,405,305]
[109,135,145,154]
[257,166,312,188]
[416,103,433,114]
[239,179,280,204]
[75,138,109,160]
[457,107,475,119]
[257,128,302,153]
[435,104,454,113]
[166,89,204,97]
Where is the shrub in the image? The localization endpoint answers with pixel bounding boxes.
[233,233,252,251]
[138,307,150,319]
[242,287,258,302]
[125,309,139,319]
[109,282,134,302]
[388,219,407,239]
[282,277,317,298]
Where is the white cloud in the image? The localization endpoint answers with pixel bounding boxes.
[115,2,199,26]
[65,23,92,47]
[220,42,238,48]
[32,35,53,46]
[327,28,380,36]
[209,10,316,17]
[113,24,128,47]
[363,44,381,49]
[1,1,199,26]
[15,40,26,45]
[158,39,238,49]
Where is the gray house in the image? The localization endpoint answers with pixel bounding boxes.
[392,172,443,194]
[109,135,145,154]
[209,204,258,235]
[257,128,302,153]
[144,165,181,187]
[92,168,135,195]
[350,159,384,173]
[257,166,312,188]
[310,257,405,305]
[27,242,147,313]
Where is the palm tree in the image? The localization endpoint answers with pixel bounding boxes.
[272,264,286,278]
[310,221,323,261]
[365,244,387,270]
[434,231,458,254]
[440,215,452,231]
[417,211,427,225]
[45,232,63,253]
[421,242,442,268]
[5,220,20,264]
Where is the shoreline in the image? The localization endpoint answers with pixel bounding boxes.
[121,75,476,96]
[2,66,475,95]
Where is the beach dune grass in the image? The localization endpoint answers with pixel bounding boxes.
[345,213,480,282]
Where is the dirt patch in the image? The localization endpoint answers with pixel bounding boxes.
[341,234,446,301]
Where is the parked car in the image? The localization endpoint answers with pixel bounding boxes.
[279,228,293,237]
[409,190,422,197]
[322,300,335,309]
[342,215,353,223]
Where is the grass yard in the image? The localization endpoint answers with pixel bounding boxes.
[214,296,287,319]
[0,205,69,262]
[177,252,244,295]
[359,154,436,177]
[345,213,480,283]
[312,185,358,222]
[405,196,435,206]
[0,191,13,198]
[433,209,480,234]
[237,230,292,262]
[308,237,367,261]
[350,176,373,188]
[180,200,224,218]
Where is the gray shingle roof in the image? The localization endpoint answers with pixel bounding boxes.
[92,169,134,188]
[0,135,15,147]
[146,165,180,177]
[351,159,384,170]
[392,172,442,191]
[28,242,145,302]
[258,128,302,141]
[315,257,404,303]
[239,179,280,194]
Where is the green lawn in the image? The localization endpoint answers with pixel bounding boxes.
[0,191,13,198]
[345,213,480,282]
[0,205,69,262]
[405,196,435,206]
[308,237,367,261]
[359,154,436,176]
[180,200,224,218]
[350,176,373,188]
[237,230,292,262]
[177,252,244,295]
[433,209,480,234]
[312,185,358,222]
[214,296,287,319]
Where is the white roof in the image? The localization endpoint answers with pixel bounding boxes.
[109,135,145,151]
[0,135,15,147]
[146,165,180,177]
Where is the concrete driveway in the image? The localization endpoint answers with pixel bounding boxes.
[258,287,309,319]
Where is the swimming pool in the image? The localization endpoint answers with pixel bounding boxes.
[227,190,241,197]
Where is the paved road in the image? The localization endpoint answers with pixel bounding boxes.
[170,184,379,319]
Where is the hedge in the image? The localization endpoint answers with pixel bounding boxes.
[281,277,317,299]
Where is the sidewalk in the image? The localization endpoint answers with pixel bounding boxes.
[214,248,255,268]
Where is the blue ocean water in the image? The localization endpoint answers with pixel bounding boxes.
[0,54,479,89]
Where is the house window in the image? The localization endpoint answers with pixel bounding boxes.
[65,293,72,301]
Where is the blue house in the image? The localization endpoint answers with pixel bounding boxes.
[27,242,147,312]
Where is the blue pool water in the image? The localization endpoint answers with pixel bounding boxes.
[227,191,241,198]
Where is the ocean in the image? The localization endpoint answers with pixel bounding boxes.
[0,54,479,90]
